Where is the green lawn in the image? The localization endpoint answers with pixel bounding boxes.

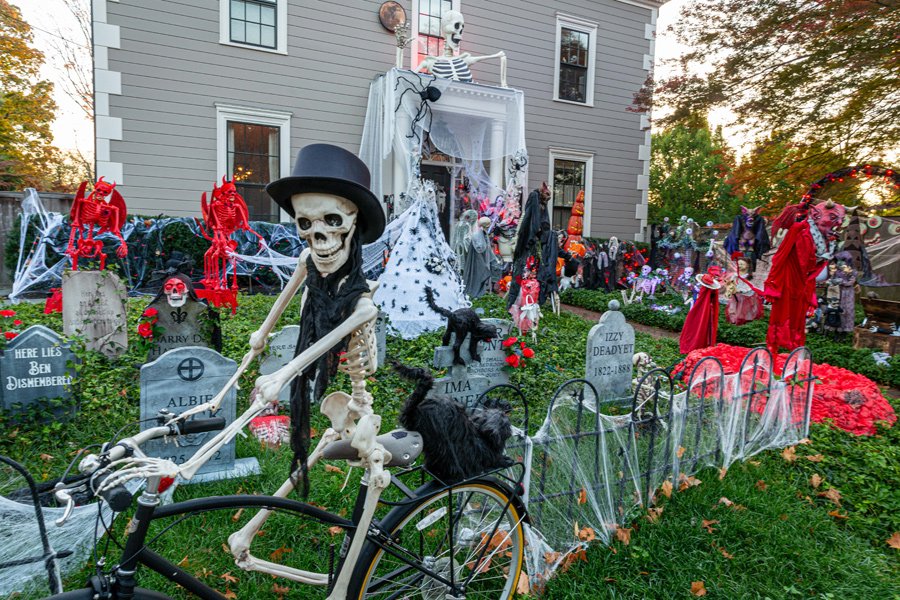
[1,293,897,599]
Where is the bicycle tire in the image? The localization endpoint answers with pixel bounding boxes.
[348,478,526,600]
[42,587,173,599]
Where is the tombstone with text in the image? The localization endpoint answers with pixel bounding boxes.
[62,270,128,357]
[585,300,635,400]
[0,325,77,415]
[144,293,220,362]
[432,318,513,387]
[258,325,300,406]
[429,366,491,411]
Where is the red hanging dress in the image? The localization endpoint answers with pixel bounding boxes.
[679,284,720,354]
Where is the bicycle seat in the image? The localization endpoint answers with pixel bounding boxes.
[322,429,423,467]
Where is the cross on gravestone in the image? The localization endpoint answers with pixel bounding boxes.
[432,318,513,388]
[0,325,77,417]
[144,295,220,362]
[62,270,128,357]
[585,300,635,401]
[140,346,259,480]
[429,366,491,411]
[258,325,300,406]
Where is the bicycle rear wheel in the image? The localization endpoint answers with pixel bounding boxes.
[349,478,525,599]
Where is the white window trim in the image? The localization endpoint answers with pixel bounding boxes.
[549,148,594,237]
[219,0,288,55]
[215,103,292,221]
[553,13,598,107]
[409,0,460,70]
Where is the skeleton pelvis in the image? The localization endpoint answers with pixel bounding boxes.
[321,391,353,435]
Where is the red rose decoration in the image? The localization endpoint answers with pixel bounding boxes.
[4,331,17,340]
[502,336,518,348]
[138,322,154,339]
[522,347,535,359]
[0,309,15,317]
[13,319,23,326]
[505,354,520,368]
[144,307,159,317]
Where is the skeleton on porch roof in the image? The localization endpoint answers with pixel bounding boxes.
[416,10,508,87]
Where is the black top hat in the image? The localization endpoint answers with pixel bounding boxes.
[266,144,385,243]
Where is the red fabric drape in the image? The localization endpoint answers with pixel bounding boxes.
[679,285,719,354]
[764,220,823,354]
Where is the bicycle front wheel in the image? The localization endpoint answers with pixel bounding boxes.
[349,479,525,600]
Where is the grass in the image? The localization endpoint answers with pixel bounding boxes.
[1,293,898,598]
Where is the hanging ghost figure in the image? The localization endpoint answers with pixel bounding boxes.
[417,10,508,85]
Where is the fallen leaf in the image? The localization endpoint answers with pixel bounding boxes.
[577,487,587,505]
[719,547,734,559]
[544,551,560,565]
[781,446,797,462]
[39,453,53,462]
[718,467,728,480]
[690,580,707,596]
[678,473,702,492]
[272,583,290,599]
[646,507,664,523]
[828,510,849,520]
[328,526,343,536]
[810,474,823,489]
[324,464,344,474]
[614,526,632,545]
[886,532,900,550]
[269,546,292,562]
[177,556,189,567]
[578,526,596,542]
[718,497,733,507]
[195,567,212,579]
[755,480,768,491]
[818,488,842,507]
[310,427,318,439]
[748,460,761,467]
[221,543,230,554]
[231,508,244,522]
[223,590,237,600]
[798,438,812,445]
[701,519,719,534]
[805,454,824,462]
[604,577,617,583]
[779,513,788,521]
[220,573,238,584]
[516,574,530,594]
[660,480,673,499]
[677,446,686,459]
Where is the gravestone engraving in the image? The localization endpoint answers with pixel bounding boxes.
[258,325,300,406]
[62,270,128,357]
[433,318,513,387]
[145,295,219,361]
[0,325,77,415]
[429,366,491,411]
[140,346,258,478]
[585,300,635,400]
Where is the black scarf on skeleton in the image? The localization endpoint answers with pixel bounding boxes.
[290,230,368,497]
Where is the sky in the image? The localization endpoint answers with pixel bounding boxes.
[19,0,702,156]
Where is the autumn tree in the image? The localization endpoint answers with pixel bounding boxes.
[649,117,737,223]
[646,0,899,167]
[0,0,61,190]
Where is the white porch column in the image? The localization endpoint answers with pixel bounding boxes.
[489,119,505,197]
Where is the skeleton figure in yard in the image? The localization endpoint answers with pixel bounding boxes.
[96,145,399,597]
[623,265,661,305]
[417,10,508,86]
[196,177,265,313]
[67,177,129,270]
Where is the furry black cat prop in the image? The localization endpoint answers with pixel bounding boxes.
[393,362,514,483]
[424,287,497,366]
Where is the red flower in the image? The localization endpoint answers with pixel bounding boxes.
[143,307,159,317]
[0,309,15,317]
[13,319,22,326]
[502,336,518,348]
[522,347,535,359]
[138,322,154,339]
[505,354,520,368]
[4,331,17,340]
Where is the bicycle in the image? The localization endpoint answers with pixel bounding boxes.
[42,411,528,599]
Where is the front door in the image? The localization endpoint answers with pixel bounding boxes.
[420,163,452,242]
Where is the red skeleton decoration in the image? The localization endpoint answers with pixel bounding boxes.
[67,177,129,270]
[195,177,264,312]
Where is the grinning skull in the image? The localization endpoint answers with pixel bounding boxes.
[441,10,464,52]
[164,277,187,308]
[291,193,357,275]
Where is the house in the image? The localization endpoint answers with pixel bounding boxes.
[93,0,664,241]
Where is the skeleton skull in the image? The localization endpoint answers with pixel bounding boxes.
[164,277,187,308]
[291,193,357,275]
[441,10,464,52]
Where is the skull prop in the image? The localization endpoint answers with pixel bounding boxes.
[291,193,358,275]
[441,10,464,52]
[163,277,188,307]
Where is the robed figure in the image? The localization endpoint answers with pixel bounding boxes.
[679,273,721,354]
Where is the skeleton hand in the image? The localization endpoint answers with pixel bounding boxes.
[256,371,288,405]
[97,456,181,493]
[249,329,267,354]
[116,244,128,258]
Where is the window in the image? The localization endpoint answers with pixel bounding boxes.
[219,0,287,54]
[554,15,597,106]
[549,149,594,234]
[412,0,458,67]
[216,104,291,222]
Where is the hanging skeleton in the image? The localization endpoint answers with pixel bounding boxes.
[67,177,129,270]
[417,10,508,86]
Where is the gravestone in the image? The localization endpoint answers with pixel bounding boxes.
[429,366,491,411]
[432,318,513,387]
[144,295,219,361]
[258,325,300,406]
[585,300,635,400]
[0,325,77,416]
[62,270,128,357]
[375,311,389,367]
[140,346,259,480]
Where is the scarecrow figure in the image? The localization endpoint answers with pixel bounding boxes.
[67,177,129,270]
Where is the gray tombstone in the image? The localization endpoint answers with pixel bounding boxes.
[585,300,635,400]
[429,366,490,411]
[0,325,77,415]
[145,295,218,361]
[140,346,258,479]
[374,311,388,367]
[433,318,513,388]
[258,325,300,406]
[62,270,128,357]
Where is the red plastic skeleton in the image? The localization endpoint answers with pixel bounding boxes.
[195,177,264,312]
[67,177,129,270]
